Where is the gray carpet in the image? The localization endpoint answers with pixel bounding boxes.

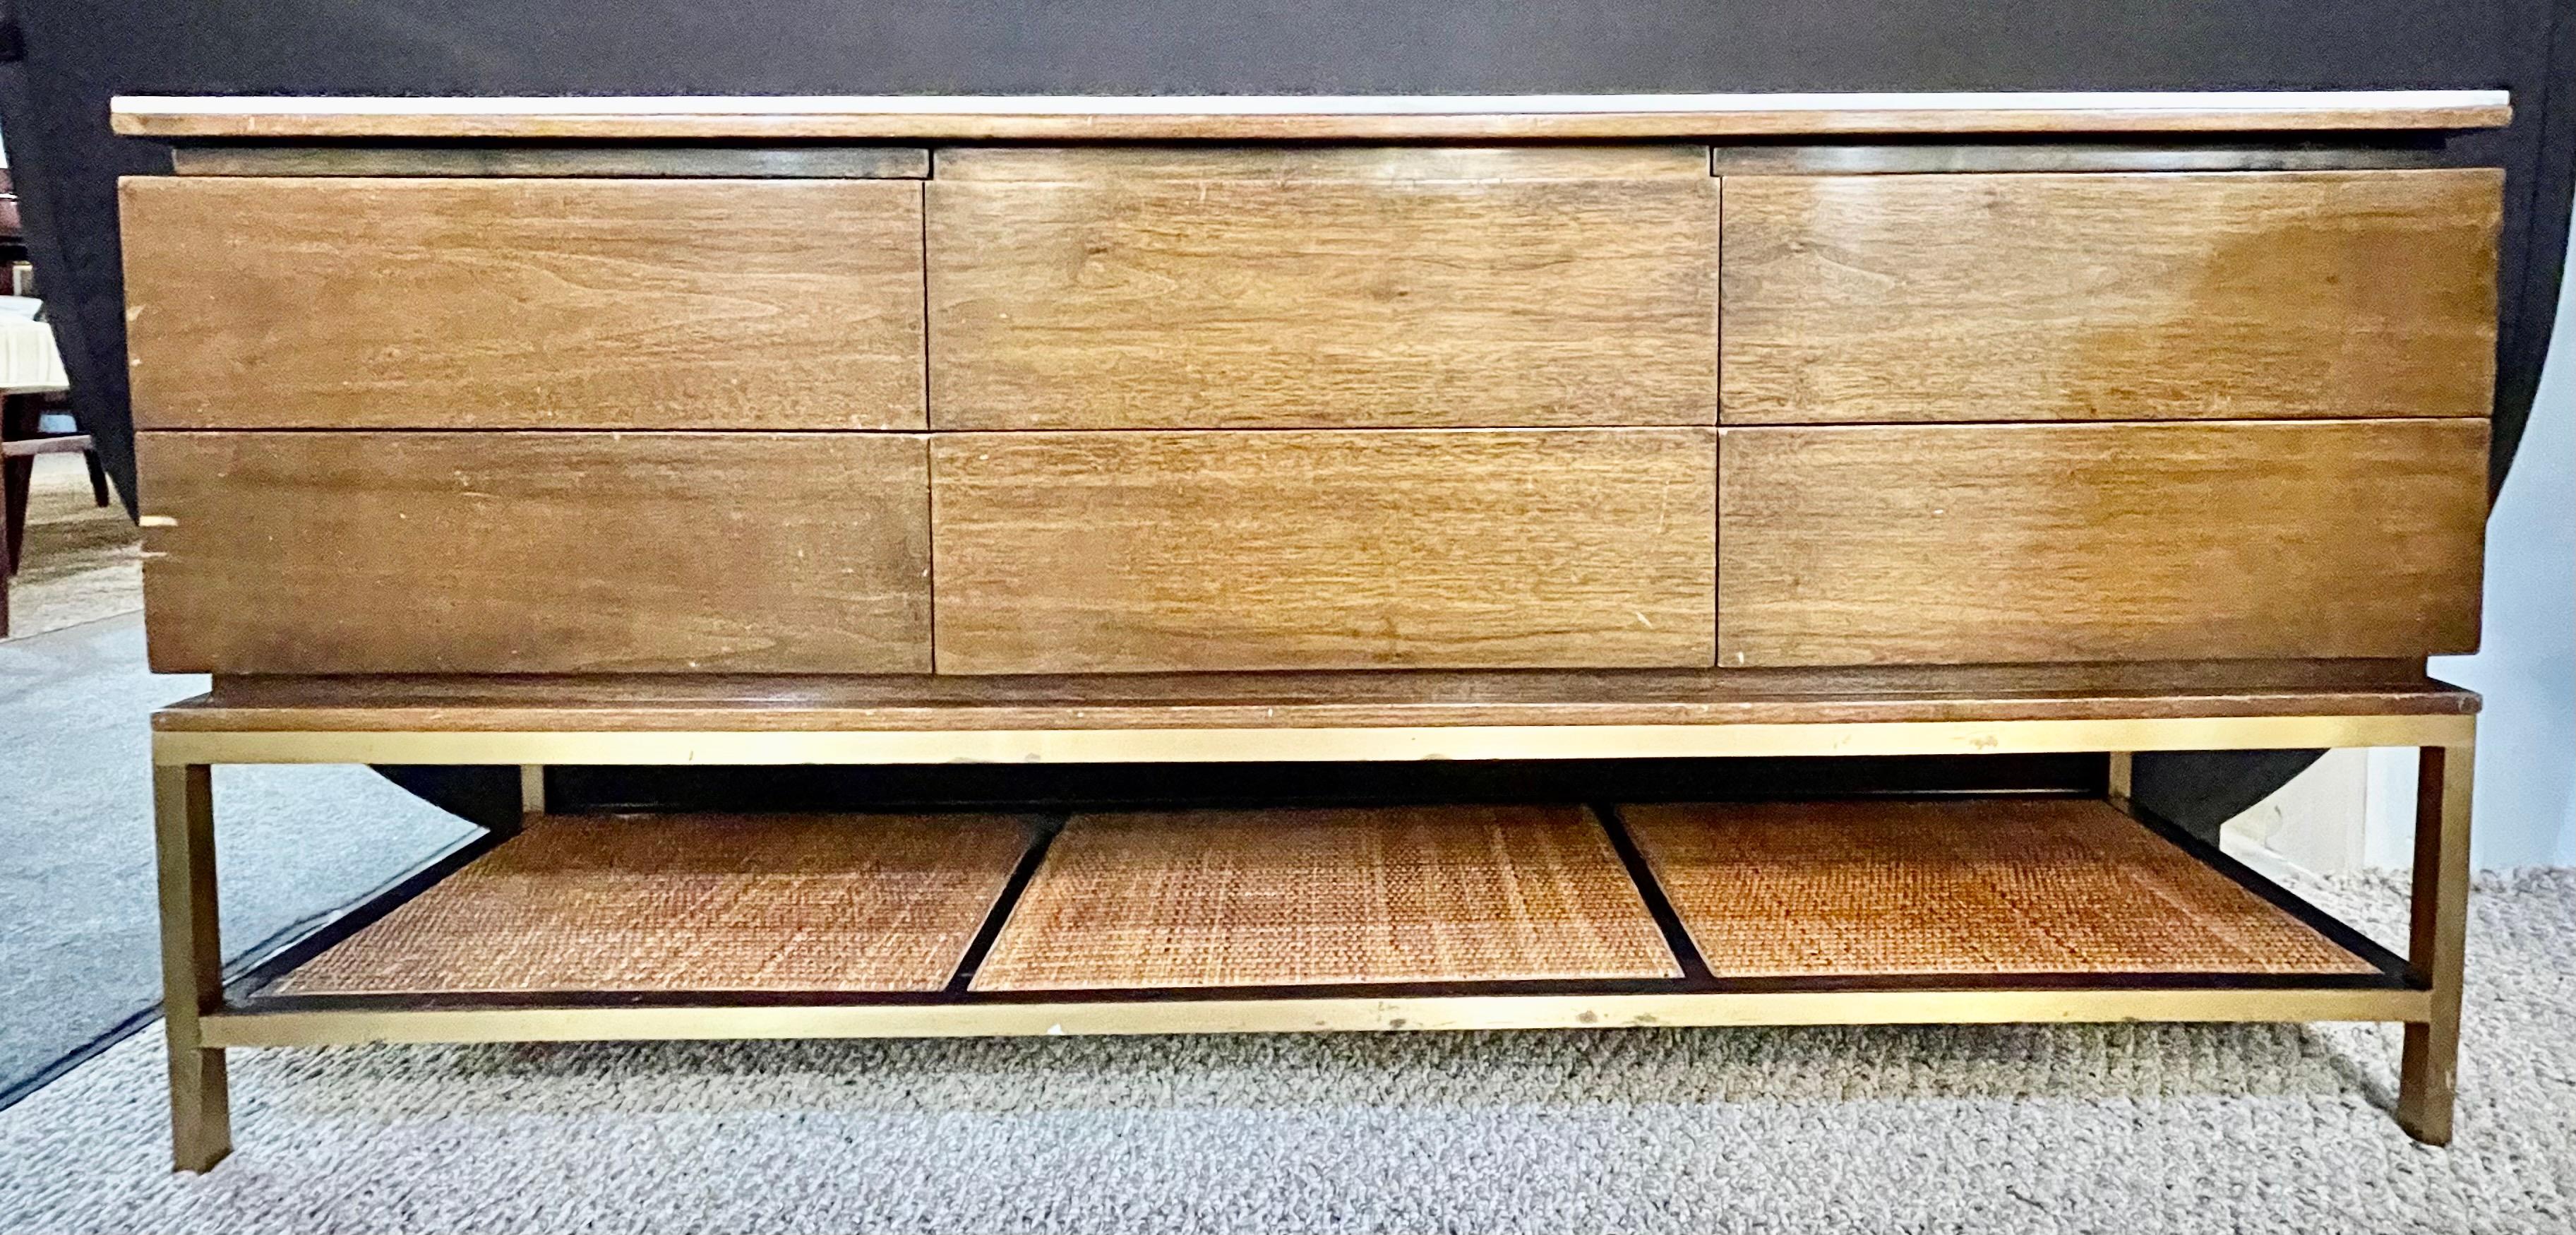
[0,870,2568,1234]
[0,614,479,1099]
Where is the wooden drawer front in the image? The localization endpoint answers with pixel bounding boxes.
[1718,420,2487,667]
[926,147,1718,430]
[121,177,928,430]
[1720,169,2499,424]
[138,432,932,673]
[932,429,1716,673]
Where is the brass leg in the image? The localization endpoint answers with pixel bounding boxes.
[2397,738,2474,1145]
[520,763,546,821]
[154,763,232,1171]
[2106,752,2134,813]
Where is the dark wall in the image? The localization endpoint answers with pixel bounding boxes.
[2,0,2566,831]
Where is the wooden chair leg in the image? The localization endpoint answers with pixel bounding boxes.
[0,392,36,573]
[85,447,109,506]
[1,450,29,571]
[155,763,233,1171]
[2397,738,2474,1145]
[0,441,11,638]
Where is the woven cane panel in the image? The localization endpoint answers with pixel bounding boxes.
[1622,799,2376,977]
[971,806,1681,991]
[276,814,1035,994]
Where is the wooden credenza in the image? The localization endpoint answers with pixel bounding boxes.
[122,138,2497,676]
[112,91,2503,1169]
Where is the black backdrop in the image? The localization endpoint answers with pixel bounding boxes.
[3,0,2568,830]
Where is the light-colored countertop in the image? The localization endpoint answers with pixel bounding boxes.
[110,90,2510,142]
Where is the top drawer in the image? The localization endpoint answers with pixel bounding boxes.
[1720,169,2500,424]
[925,146,1718,430]
[120,177,928,430]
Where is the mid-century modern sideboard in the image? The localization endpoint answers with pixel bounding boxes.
[111,90,2502,1169]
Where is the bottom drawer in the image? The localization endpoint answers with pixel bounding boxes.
[1717,419,2488,667]
[138,431,933,673]
[929,428,1718,673]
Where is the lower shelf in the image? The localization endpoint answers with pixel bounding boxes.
[274,813,1036,995]
[973,805,1683,991]
[244,796,2407,1037]
[1622,799,2380,978]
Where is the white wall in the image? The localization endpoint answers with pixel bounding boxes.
[2422,208,2576,868]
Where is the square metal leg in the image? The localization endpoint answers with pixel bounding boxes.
[154,763,231,1171]
[2397,739,2474,1145]
[2106,751,2133,813]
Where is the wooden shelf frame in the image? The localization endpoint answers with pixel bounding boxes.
[149,684,2478,1172]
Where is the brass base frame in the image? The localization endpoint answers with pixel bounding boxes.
[150,711,2476,1171]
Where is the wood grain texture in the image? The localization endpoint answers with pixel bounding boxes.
[109,90,2513,141]
[1703,143,2448,177]
[931,429,1717,674]
[933,144,1708,181]
[1720,170,2500,424]
[120,176,928,430]
[926,153,1716,429]
[160,660,2478,734]
[138,431,933,674]
[1717,420,2488,667]
[169,145,931,178]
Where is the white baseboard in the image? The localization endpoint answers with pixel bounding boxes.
[2217,748,2379,876]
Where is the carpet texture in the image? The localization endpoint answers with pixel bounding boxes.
[0,614,479,1100]
[0,870,2568,1234]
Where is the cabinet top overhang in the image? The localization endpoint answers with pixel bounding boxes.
[111,90,2510,142]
